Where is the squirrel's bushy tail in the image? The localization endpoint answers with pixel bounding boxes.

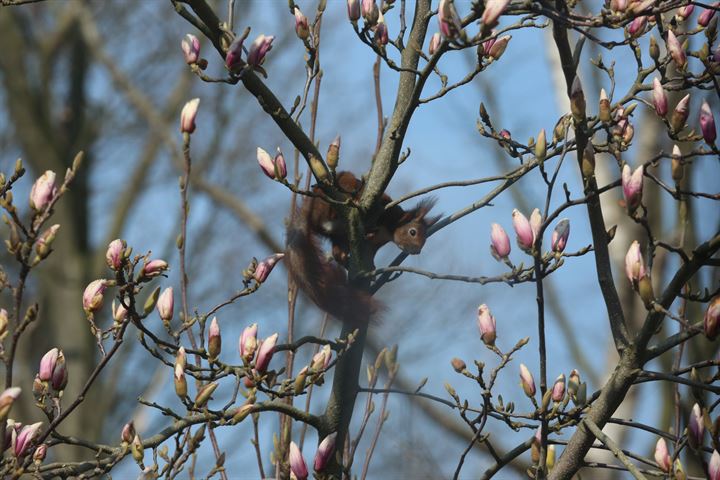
[286,214,377,326]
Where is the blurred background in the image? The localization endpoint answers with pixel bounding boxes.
[0,0,717,477]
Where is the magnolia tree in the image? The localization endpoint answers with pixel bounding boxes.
[0,0,718,479]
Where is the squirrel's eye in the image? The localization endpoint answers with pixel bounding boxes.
[408,228,417,237]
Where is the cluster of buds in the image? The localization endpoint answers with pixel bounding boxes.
[492,212,569,259]
[226,34,274,72]
[180,98,200,135]
[621,164,644,215]
[624,241,654,307]
[37,348,68,393]
[287,434,338,479]
[29,171,57,212]
[476,304,497,346]
[705,295,719,340]
[530,427,555,469]
[257,147,287,181]
[253,253,284,283]
[83,279,108,314]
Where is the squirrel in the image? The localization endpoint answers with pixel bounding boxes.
[285,171,439,325]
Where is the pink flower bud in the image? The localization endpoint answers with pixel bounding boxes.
[610,0,627,12]
[289,441,309,480]
[654,437,671,472]
[628,15,647,36]
[529,208,541,243]
[83,279,107,313]
[294,7,310,40]
[29,170,57,211]
[106,239,125,270]
[314,432,337,472]
[671,94,690,132]
[32,443,46,464]
[362,0,379,25]
[247,34,274,67]
[141,259,169,278]
[710,450,720,480]
[374,12,389,46]
[112,300,127,323]
[677,5,694,19]
[490,223,511,260]
[274,148,288,180]
[181,34,200,64]
[621,164,644,214]
[487,35,511,60]
[50,351,68,391]
[551,374,565,402]
[688,403,704,449]
[0,387,21,420]
[208,316,221,360]
[347,0,361,22]
[38,348,58,382]
[174,347,187,398]
[121,421,135,445]
[14,422,42,458]
[512,209,534,253]
[551,219,570,253]
[651,77,667,117]
[156,287,174,323]
[438,0,463,39]
[476,304,497,346]
[705,295,720,340]
[429,32,442,55]
[698,3,718,26]
[255,333,278,373]
[624,240,646,286]
[312,345,333,371]
[257,147,287,180]
[180,98,200,134]
[225,36,244,71]
[254,253,284,283]
[34,224,60,260]
[240,323,258,362]
[519,363,536,397]
[699,100,717,145]
[666,30,686,68]
[482,0,510,30]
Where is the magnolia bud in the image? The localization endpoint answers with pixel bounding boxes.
[240,323,258,362]
[112,300,128,323]
[374,12,389,47]
[582,142,595,179]
[670,94,690,133]
[482,0,510,33]
[651,77,667,117]
[35,224,60,260]
[568,369,581,400]
[194,382,218,408]
[570,76,586,121]
[254,253,284,283]
[490,223,511,261]
[174,347,187,398]
[551,374,565,402]
[488,35,511,60]
[0,308,7,341]
[106,239,125,270]
[156,287,174,325]
[511,209,533,253]
[649,35,660,60]
[476,304,497,346]
[311,345,332,371]
[131,433,144,463]
[621,164,644,214]
[232,402,254,423]
[32,443,47,464]
[699,100,717,145]
[180,98,200,134]
[141,259,168,278]
[709,450,720,480]
[289,441,309,480]
[671,145,684,182]
[121,421,136,445]
[698,4,718,27]
[705,295,720,340]
[628,15,647,37]
[294,7,310,40]
[225,36,244,71]
[687,403,704,449]
[347,0,361,23]
[14,422,42,458]
[208,317,221,361]
[0,387,21,421]
[83,279,107,313]
[255,333,278,373]
[519,364,536,397]
[247,34,274,67]
[451,358,466,373]
[666,30,686,68]
[551,219,570,253]
[362,0,379,26]
[598,88,611,123]
[29,171,57,211]
[326,136,341,171]
[535,128,547,163]
[181,34,200,64]
[314,433,337,472]
[624,241,646,287]
[429,32,442,55]
[438,0,463,40]
[654,437,671,472]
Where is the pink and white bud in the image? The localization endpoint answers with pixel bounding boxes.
[671,94,691,132]
[105,239,125,270]
[621,164,644,214]
[50,351,68,391]
[654,437,671,472]
[314,432,337,472]
[374,12,389,46]
[490,223,511,260]
[710,450,720,480]
[38,348,58,382]
[482,0,510,30]
[624,241,646,286]
[225,36,244,71]
[156,287,174,323]
[476,304,496,346]
[651,77,667,117]
[688,403,704,449]
[0,387,21,420]
[254,253,284,283]
[174,347,187,398]
[141,259,168,278]
[83,279,107,313]
[180,98,200,134]
[429,32,442,55]
[347,0,361,22]
[519,364,536,397]
[487,35,511,60]
[628,15,648,36]
[438,0,463,40]
[677,5,694,19]
[311,345,333,371]
[529,208,541,243]
[34,224,60,260]
[181,34,200,64]
[362,0,379,25]
[666,30,686,68]
[289,441,309,480]
[294,7,310,40]
[705,295,720,340]
[240,323,258,362]
[255,333,278,373]
[14,422,42,458]
[208,316,221,360]
[512,209,534,253]
[32,443,46,464]
[610,0,627,12]
[698,3,718,26]
[112,300,127,323]
[551,219,570,253]
[247,34,274,67]
[121,422,136,445]
[551,374,565,402]
[29,170,57,211]
[699,100,717,145]
[257,147,276,179]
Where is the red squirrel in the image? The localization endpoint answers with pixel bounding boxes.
[285,171,439,324]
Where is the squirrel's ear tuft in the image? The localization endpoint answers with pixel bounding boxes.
[414,197,438,221]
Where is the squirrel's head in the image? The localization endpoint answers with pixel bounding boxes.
[393,198,440,254]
